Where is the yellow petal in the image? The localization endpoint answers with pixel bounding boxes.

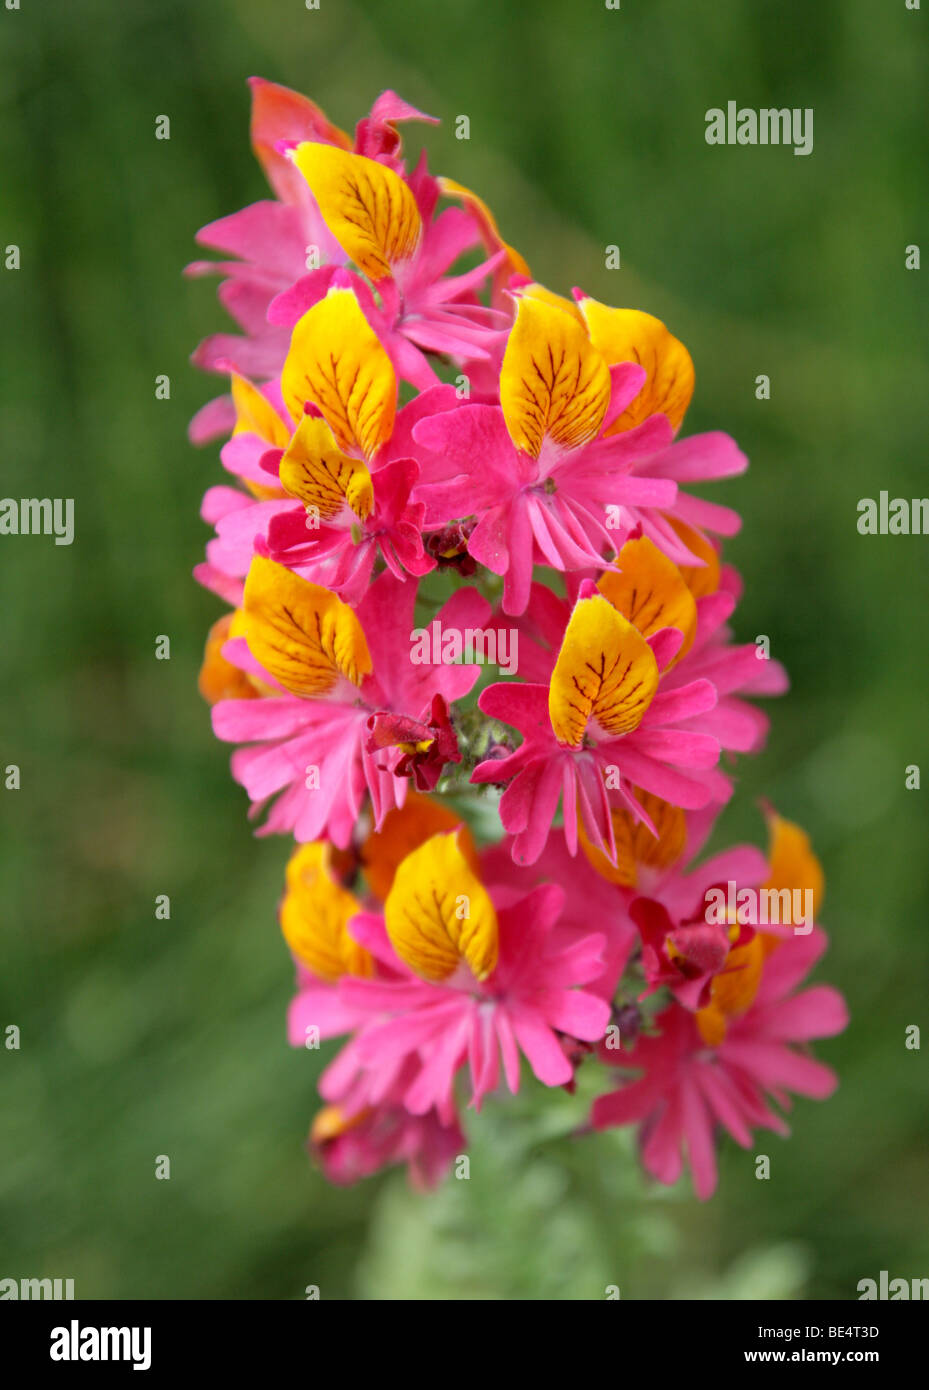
[500,294,611,459]
[384,830,498,981]
[438,176,530,279]
[243,556,371,697]
[763,811,825,918]
[231,372,291,449]
[293,144,421,280]
[223,608,279,697]
[579,297,695,434]
[280,843,372,981]
[284,838,354,893]
[549,593,659,746]
[519,281,585,324]
[229,373,291,500]
[598,535,697,664]
[281,288,397,458]
[669,519,721,598]
[360,792,480,901]
[279,413,374,521]
[579,792,687,886]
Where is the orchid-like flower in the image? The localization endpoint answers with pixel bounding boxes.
[264,285,451,602]
[211,558,488,844]
[201,286,459,602]
[412,291,746,614]
[268,140,512,391]
[325,831,612,1115]
[591,925,847,1200]
[472,539,730,864]
[186,81,448,440]
[308,1088,466,1190]
[279,835,466,1188]
[486,532,788,753]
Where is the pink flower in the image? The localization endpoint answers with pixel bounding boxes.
[199,290,469,603]
[212,564,489,845]
[498,560,788,759]
[309,1060,466,1190]
[629,823,771,1011]
[186,81,448,442]
[323,833,612,1115]
[591,927,848,1199]
[267,133,511,390]
[412,291,746,615]
[262,383,461,605]
[472,578,724,866]
[578,798,824,1012]
[471,530,789,866]
[186,80,353,441]
[268,233,507,394]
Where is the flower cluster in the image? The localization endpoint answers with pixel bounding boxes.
[192,80,847,1199]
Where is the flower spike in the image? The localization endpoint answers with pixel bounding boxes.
[189,79,846,1196]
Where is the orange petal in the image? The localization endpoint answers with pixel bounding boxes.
[309,1104,369,1147]
[293,144,421,280]
[549,593,659,746]
[579,297,695,434]
[250,78,350,202]
[280,843,372,981]
[695,1003,728,1047]
[500,294,611,459]
[384,830,498,981]
[281,287,396,457]
[279,413,373,521]
[360,792,480,900]
[198,613,261,705]
[579,791,687,886]
[668,519,721,598]
[243,556,371,697]
[438,176,530,280]
[763,810,825,918]
[598,535,697,664]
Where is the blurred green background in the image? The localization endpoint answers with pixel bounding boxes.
[1,0,927,1299]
